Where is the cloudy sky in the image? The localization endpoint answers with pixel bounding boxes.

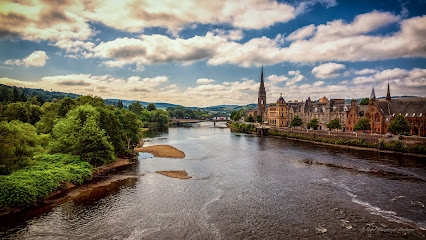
[0,0,425,107]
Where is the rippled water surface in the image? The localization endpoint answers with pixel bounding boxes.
[1,122,425,239]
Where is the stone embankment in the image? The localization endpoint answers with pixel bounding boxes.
[269,127,426,147]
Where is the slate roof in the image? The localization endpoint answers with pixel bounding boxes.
[375,100,426,118]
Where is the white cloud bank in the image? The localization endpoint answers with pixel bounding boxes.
[79,11,426,68]
[5,51,48,67]
[312,62,345,79]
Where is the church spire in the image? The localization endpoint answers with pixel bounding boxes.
[386,78,391,102]
[258,65,266,97]
[370,86,376,100]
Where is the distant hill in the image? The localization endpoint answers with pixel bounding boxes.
[105,99,181,109]
[0,84,80,102]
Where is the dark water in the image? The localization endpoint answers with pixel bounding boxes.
[1,122,426,239]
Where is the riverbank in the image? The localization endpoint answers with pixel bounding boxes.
[134,145,185,158]
[227,122,426,157]
[0,156,137,216]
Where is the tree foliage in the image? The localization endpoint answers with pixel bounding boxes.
[129,101,143,115]
[290,115,302,127]
[257,115,262,123]
[307,118,319,130]
[246,114,254,122]
[326,118,341,131]
[147,103,156,111]
[0,121,48,174]
[359,98,369,105]
[387,115,410,135]
[50,105,116,167]
[354,117,371,131]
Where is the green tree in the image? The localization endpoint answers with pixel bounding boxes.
[140,109,151,122]
[326,118,341,131]
[2,102,29,123]
[147,103,156,111]
[98,107,127,156]
[118,109,143,149]
[50,105,115,167]
[35,101,60,134]
[58,97,76,117]
[19,91,27,102]
[129,101,143,115]
[354,117,371,131]
[12,87,19,102]
[307,118,319,130]
[257,115,262,123]
[290,115,302,127]
[387,115,410,135]
[0,86,10,102]
[75,95,105,108]
[151,109,169,126]
[0,121,47,174]
[28,104,43,125]
[359,98,369,105]
[117,100,124,109]
[246,114,254,122]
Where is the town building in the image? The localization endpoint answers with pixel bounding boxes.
[346,83,426,136]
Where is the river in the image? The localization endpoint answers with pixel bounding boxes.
[1,122,425,239]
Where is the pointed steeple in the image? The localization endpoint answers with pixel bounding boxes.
[258,65,266,97]
[370,86,376,100]
[386,78,391,102]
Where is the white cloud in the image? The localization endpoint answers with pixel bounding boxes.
[85,0,296,32]
[266,70,305,87]
[352,68,426,85]
[5,50,48,67]
[203,11,425,66]
[353,68,379,75]
[286,24,316,41]
[313,81,325,86]
[197,78,216,84]
[312,62,345,79]
[0,1,92,41]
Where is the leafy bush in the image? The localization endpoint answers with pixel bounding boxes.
[50,105,116,167]
[0,153,92,209]
[0,121,49,174]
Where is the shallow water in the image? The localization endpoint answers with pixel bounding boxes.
[1,122,425,239]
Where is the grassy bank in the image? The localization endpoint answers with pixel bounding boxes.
[0,154,92,209]
[226,122,256,133]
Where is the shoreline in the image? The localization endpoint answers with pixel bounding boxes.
[276,135,426,158]
[0,157,138,217]
[227,123,426,158]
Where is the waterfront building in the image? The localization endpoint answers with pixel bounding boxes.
[266,93,288,127]
[346,82,426,136]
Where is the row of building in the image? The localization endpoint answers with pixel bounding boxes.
[245,67,426,136]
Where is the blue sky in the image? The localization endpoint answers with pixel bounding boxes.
[0,0,425,107]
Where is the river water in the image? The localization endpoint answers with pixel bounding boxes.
[1,122,425,239]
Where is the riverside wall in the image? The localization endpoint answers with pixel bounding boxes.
[269,127,426,147]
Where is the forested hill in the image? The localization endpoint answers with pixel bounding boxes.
[0,84,180,109]
[0,84,80,103]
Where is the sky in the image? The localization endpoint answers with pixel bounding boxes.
[0,0,425,107]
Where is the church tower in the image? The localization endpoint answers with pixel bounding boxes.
[386,79,391,102]
[258,66,266,122]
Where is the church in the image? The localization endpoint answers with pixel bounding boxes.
[246,67,288,127]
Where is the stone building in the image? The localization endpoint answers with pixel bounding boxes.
[346,83,426,136]
[266,93,288,127]
[294,96,349,130]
